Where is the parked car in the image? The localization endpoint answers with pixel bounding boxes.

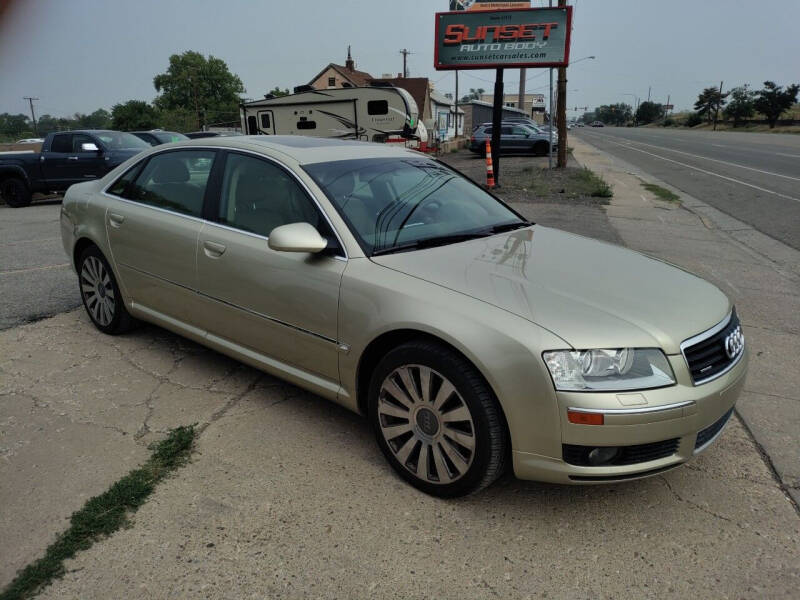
[131,130,189,146]
[591,121,605,127]
[185,131,243,139]
[469,122,557,155]
[0,130,150,207]
[60,136,747,497]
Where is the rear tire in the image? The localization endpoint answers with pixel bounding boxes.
[368,340,508,497]
[0,177,32,208]
[77,245,135,335]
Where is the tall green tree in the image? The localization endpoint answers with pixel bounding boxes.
[694,86,728,124]
[75,109,112,129]
[595,103,632,126]
[460,87,485,103]
[0,113,32,136]
[635,101,664,124]
[153,51,245,129]
[723,85,755,127]
[266,86,290,98]
[753,81,799,128]
[111,100,160,131]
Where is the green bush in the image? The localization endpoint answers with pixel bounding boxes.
[685,112,704,127]
[662,117,675,127]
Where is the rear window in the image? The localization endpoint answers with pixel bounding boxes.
[50,134,73,153]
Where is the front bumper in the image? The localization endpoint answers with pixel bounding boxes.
[512,348,748,484]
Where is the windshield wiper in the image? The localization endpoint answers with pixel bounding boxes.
[491,220,533,234]
[372,232,492,256]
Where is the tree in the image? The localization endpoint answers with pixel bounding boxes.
[36,114,61,135]
[694,86,728,124]
[635,101,664,124]
[0,113,32,136]
[266,86,290,98]
[111,100,160,131]
[153,51,245,129]
[723,85,755,127]
[75,109,112,129]
[595,103,632,126]
[753,81,800,128]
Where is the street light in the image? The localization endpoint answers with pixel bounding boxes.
[571,55,596,66]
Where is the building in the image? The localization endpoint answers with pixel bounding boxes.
[479,93,546,118]
[461,101,529,134]
[429,90,464,140]
[308,46,374,90]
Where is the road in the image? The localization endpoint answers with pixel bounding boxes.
[574,126,800,250]
[0,201,80,330]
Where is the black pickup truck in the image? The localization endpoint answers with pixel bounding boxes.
[0,130,150,207]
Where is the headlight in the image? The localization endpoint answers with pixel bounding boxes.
[542,348,675,392]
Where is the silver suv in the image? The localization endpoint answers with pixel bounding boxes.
[469,122,557,156]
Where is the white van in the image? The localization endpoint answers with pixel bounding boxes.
[240,85,419,143]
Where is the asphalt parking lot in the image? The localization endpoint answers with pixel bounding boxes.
[2,151,800,598]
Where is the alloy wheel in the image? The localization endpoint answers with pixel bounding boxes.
[378,365,476,484]
[80,256,116,326]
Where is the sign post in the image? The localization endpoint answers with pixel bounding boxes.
[434,6,572,185]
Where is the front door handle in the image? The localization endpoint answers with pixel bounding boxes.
[203,240,227,258]
[67,156,79,161]
[108,213,125,227]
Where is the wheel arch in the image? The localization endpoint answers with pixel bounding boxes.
[355,328,510,436]
[0,165,31,188]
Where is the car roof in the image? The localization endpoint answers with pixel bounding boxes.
[167,135,419,165]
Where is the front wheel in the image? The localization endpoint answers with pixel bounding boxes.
[78,245,135,334]
[368,340,508,497]
[0,178,32,208]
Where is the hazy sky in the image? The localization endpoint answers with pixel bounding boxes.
[1,0,798,119]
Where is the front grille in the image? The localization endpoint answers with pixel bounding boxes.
[563,438,680,467]
[682,311,742,384]
[695,408,733,450]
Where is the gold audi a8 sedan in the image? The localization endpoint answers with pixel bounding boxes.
[60,136,747,497]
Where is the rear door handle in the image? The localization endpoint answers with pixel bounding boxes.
[108,213,125,227]
[67,156,79,161]
[203,240,226,258]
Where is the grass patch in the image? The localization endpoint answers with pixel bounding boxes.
[574,167,613,198]
[641,182,680,202]
[0,425,196,600]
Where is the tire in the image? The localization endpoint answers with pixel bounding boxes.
[533,141,549,156]
[0,177,32,208]
[77,245,135,335]
[368,340,508,497]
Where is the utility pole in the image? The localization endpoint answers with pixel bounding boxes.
[490,68,504,186]
[556,0,567,168]
[518,68,526,115]
[664,94,670,121]
[647,86,651,102]
[24,96,39,135]
[399,49,412,78]
[713,81,723,131]
[454,70,459,138]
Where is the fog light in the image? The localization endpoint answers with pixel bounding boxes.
[587,447,620,466]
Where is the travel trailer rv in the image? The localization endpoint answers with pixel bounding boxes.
[240,85,419,142]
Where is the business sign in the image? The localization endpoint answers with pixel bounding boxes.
[663,104,674,110]
[449,0,530,10]
[435,7,572,70]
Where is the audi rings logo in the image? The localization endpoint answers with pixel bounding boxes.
[724,326,745,359]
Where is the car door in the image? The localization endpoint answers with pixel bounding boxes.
[40,133,75,185]
[195,150,345,383]
[68,133,108,180]
[104,149,217,327]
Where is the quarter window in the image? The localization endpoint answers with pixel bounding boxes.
[368,100,388,115]
[127,150,215,217]
[217,153,321,238]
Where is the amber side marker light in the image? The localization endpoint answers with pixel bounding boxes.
[567,411,604,425]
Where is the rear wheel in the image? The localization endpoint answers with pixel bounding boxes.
[368,340,508,497]
[0,177,32,208]
[78,245,135,334]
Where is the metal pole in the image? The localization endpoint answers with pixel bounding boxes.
[490,68,504,186]
[454,70,459,138]
[548,68,553,169]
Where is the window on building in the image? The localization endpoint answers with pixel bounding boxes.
[260,113,271,129]
[328,76,336,87]
[367,100,388,115]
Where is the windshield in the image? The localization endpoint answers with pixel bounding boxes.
[94,131,151,150]
[303,158,526,255]
[154,132,189,144]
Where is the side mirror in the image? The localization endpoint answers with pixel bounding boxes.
[81,142,100,152]
[268,222,328,253]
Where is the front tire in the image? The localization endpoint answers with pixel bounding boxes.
[0,178,32,208]
[368,340,508,497]
[78,245,135,334]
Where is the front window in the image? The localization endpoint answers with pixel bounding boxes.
[303,158,526,255]
[153,132,189,144]
[93,131,151,150]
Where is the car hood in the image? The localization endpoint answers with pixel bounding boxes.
[371,226,730,354]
